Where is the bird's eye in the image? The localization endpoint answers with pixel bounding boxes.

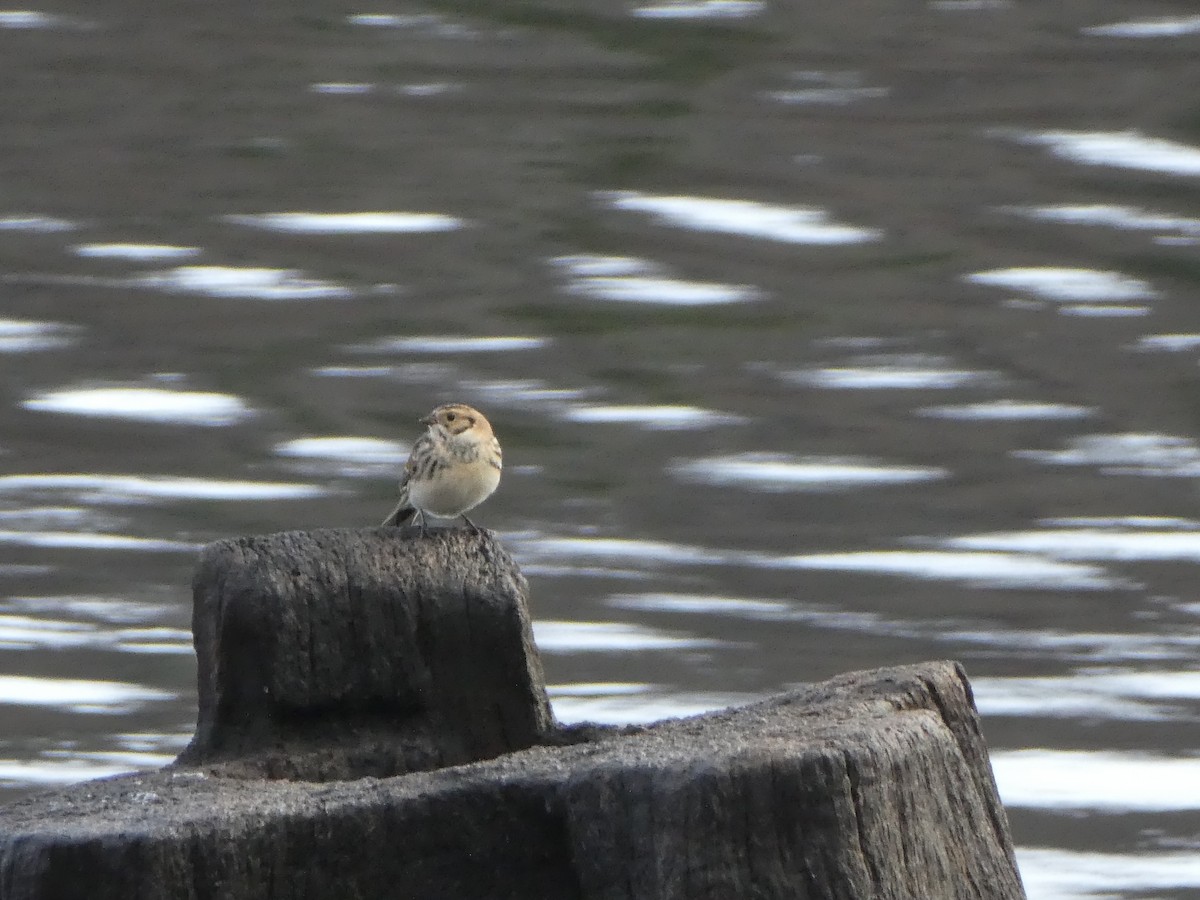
[446,412,456,421]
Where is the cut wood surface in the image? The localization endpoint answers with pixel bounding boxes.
[0,528,1026,899]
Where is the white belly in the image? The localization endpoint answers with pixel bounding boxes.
[408,458,500,518]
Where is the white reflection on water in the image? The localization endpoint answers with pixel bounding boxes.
[0,748,180,787]
[767,71,889,106]
[1083,16,1200,38]
[0,11,60,28]
[0,675,173,713]
[993,750,1200,812]
[631,0,763,19]
[0,614,191,654]
[1057,303,1150,318]
[549,682,758,724]
[516,534,1125,592]
[774,550,1118,590]
[917,400,1095,421]
[0,531,199,552]
[532,620,725,652]
[136,266,352,300]
[554,254,759,306]
[73,243,200,261]
[1004,203,1200,243]
[1133,333,1200,352]
[0,319,76,353]
[346,13,478,37]
[1014,432,1200,476]
[1013,130,1200,177]
[1017,847,1200,900]
[274,437,407,477]
[225,211,464,234]
[671,453,946,490]
[0,758,156,786]
[562,404,742,430]
[600,191,881,244]
[607,592,1200,662]
[930,0,1010,9]
[348,335,548,354]
[0,215,74,231]
[974,669,1200,721]
[0,473,325,501]
[610,593,794,617]
[310,82,375,95]
[461,379,592,407]
[947,526,1200,562]
[966,267,1155,302]
[23,386,254,425]
[783,355,998,389]
[513,536,731,569]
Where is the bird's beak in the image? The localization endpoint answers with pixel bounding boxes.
[419,414,436,426]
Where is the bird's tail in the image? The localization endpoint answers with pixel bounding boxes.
[381,502,416,527]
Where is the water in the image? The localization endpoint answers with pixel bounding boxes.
[3,2,1200,895]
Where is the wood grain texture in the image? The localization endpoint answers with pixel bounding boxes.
[178,526,552,778]
[0,527,1025,900]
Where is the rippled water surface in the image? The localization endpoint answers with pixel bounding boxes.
[3,1,1200,896]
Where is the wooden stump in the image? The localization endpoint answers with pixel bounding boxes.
[178,527,553,778]
[0,528,1026,900]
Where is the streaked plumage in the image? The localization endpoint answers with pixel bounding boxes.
[382,403,502,531]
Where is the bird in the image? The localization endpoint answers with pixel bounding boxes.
[381,402,502,533]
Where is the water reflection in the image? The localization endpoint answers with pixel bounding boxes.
[562,404,741,429]
[549,683,758,724]
[993,750,1200,812]
[766,71,889,106]
[532,620,725,652]
[348,335,547,354]
[778,550,1118,591]
[554,254,759,305]
[966,267,1156,303]
[600,191,882,244]
[671,452,946,489]
[0,473,325,500]
[1016,848,1200,900]
[23,386,255,425]
[1002,204,1200,244]
[274,437,407,477]
[73,244,200,261]
[1083,16,1200,38]
[916,400,1095,421]
[0,675,173,714]
[0,319,77,353]
[1012,130,1200,177]
[225,212,464,234]
[783,354,999,389]
[0,215,74,232]
[630,1,764,20]
[1014,433,1200,476]
[974,670,1200,721]
[135,266,353,300]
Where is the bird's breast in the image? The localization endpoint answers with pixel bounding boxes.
[407,456,501,517]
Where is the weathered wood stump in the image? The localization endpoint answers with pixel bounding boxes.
[178,528,552,779]
[0,528,1026,900]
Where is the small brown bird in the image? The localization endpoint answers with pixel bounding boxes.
[382,402,502,531]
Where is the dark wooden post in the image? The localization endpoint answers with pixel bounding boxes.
[178,527,553,778]
[0,528,1026,900]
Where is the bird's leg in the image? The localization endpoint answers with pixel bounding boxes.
[459,513,482,534]
[415,509,429,537]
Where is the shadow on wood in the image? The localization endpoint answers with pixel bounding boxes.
[0,528,1027,900]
